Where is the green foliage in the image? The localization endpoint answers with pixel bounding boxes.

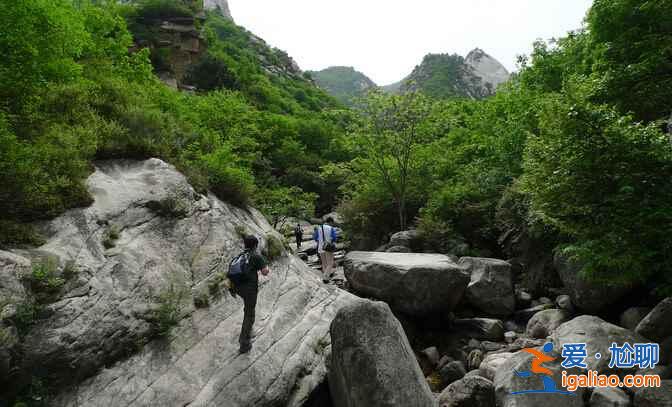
[134,0,195,20]
[256,186,316,228]
[521,90,672,285]
[193,291,210,308]
[308,66,376,105]
[264,234,284,261]
[15,302,42,335]
[152,283,188,337]
[27,259,65,295]
[0,221,45,248]
[103,225,120,249]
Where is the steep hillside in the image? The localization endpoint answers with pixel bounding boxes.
[384,48,510,99]
[308,66,377,105]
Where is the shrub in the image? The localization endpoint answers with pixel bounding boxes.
[135,0,195,21]
[152,283,187,337]
[103,225,120,249]
[28,259,65,295]
[264,234,284,261]
[0,221,45,248]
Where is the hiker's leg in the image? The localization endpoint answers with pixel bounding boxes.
[238,285,258,350]
[319,252,328,280]
[327,252,335,275]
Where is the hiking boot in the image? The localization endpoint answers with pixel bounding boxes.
[239,344,252,354]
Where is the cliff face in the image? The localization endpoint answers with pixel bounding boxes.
[204,0,233,20]
[465,48,510,91]
[0,159,358,406]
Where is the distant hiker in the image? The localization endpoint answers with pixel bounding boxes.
[228,235,270,354]
[294,223,303,249]
[314,217,338,283]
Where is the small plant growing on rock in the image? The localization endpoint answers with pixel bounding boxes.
[152,283,188,337]
[15,301,42,335]
[264,234,284,261]
[193,291,210,309]
[234,225,248,238]
[147,188,190,218]
[103,225,120,249]
[27,259,65,294]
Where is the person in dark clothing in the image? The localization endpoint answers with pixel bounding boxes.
[294,223,303,250]
[233,235,270,354]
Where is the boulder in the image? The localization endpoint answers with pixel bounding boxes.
[461,257,515,317]
[633,380,672,406]
[635,298,672,342]
[328,300,436,407]
[9,159,357,407]
[494,348,585,407]
[386,245,411,253]
[479,352,516,381]
[453,318,505,342]
[203,0,233,20]
[554,252,631,313]
[389,230,421,249]
[526,309,570,339]
[0,251,30,314]
[421,346,441,368]
[439,361,467,387]
[514,304,555,324]
[438,375,496,407]
[343,252,470,316]
[620,307,652,331]
[556,295,575,314]
[553,315,649,375]
[590,387,630,407]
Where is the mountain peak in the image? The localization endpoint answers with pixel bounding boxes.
[464,48,510,90]
[204,0,233,20]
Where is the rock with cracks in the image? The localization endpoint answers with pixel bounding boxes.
[3,159,357,407]
[343,252,470,316]
[328,300,437,407]
[461,257,515,317]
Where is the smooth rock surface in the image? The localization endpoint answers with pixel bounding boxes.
[343,252,470,316]
[553,315,648,375]
[590,387,630,407]
[526,309,570,339]
[7,159,357,407]
[635,298,672,342]
[621,307,652,331]
[438,375,495,407]
[328,300,437,407]
[461,257,515,317]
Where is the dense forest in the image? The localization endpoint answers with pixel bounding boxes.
[1,0,671,299]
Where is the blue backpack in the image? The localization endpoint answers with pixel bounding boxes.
[228,251,250,285]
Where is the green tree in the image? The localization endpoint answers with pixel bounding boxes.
[351,91,433,230]
[256,186,316,228]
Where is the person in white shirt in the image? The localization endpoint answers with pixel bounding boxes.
[313,217,338,283]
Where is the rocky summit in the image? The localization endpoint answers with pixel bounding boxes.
[204,0,233,20]
[382,48,510,99]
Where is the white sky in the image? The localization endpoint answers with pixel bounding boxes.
[230,0,593,86]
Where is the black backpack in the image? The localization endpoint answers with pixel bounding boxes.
[228,251,250,285]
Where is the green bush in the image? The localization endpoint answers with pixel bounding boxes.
[27,259,65,295]
[264,234,284,261]
[152,283,187,337]
[521,90,672,288]
[135,0,195,20]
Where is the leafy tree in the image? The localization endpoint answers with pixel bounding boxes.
[256,187,317,228]
[521,86,672,287]
[349,90,433,230]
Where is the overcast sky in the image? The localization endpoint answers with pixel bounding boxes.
[230,0,593,85]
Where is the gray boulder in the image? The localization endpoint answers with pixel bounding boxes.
[343,252,470,316]
[453,318,505,342]
[635,298,672,342]
[633,380,672,406]
[439,361,467,387]
[556,295,575,314]
[9,159,357,407]
[590,387,630,407]
[526,309,570,339]
[438,375,495,407]
[621,307,652,331]
[554,252,631,313]
[204,0,233,20]
[494,349,585,407]
[386,245,411,253]
[389,230,421,249]
[461,257,515,317]
[328,300,436,407]
[479,352,516,381]
[553,315,648,375]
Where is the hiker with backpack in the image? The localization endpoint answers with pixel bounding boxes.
[313,217,338,283]
[227,235,270,354]
[294,223,303,250]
